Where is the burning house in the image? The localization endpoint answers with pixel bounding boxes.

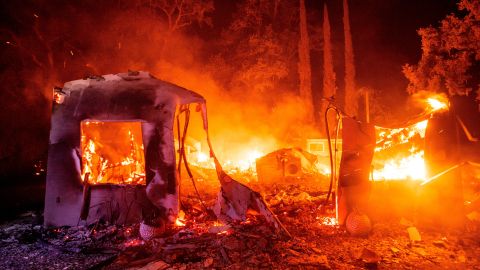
[44,71,206,227]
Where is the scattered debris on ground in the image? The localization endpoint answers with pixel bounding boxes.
[1,181,479,269]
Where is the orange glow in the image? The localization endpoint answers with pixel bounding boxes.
[175,210,186,227]
[372,94,449,182]
[372,120,428,181]
[175,218,186,227]
[81,121,146,185]
[189,147,267,174]
[124,239,144,247]
[372,150,426,180]
[317,216,338,226]
[234,149,264,172]
[196,151,209,163]
[426,96,448,112]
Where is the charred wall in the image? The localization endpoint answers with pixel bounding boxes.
[44,72,205,227]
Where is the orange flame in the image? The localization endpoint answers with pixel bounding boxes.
[372,94,450,181]
[426,97,448,112]
[189,148,265,174]
[81,121,146,185]
[175,210,186,227]
[372,120,428,181]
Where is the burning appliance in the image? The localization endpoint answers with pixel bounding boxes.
[44,71,206,227]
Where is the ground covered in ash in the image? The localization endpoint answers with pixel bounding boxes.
[1,181,480,270]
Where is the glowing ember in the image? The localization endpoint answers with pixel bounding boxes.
[81,121,146,185]
[317,216,338,226]
[124,239,144,247]
[175,218,186,227]
[175,210,186,227]
[216,229,230,235]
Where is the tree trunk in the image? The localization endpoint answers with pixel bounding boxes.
[298,0,314,124]
[321,3,337,136]
[343,0,357,118]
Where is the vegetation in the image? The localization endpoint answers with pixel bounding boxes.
[403,0,480,99]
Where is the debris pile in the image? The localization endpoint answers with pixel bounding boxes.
[1,182,480,269]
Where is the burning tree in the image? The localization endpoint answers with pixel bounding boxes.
[403,0,480,98]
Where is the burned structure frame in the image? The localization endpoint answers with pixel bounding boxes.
[44,71,205,227]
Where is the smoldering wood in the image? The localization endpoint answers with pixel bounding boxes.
[44,71,205,227]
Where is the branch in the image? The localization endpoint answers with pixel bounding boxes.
[172,0,185,32]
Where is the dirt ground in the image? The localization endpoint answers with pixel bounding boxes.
[1,177,479,270]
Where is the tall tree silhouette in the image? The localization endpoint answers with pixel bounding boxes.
[343,0,357,117]
[298,0,314,123]
[321,3,337,135]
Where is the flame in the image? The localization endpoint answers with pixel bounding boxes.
[372,120,428,181]
[181,96,447,183]
[372,94,449,181]
[196,151,209,163]
[81,121,146,185]
[175,210,186,227]
[427,97,448,112]
[235,149,263,172]
[189,147,265,174]
[175,218,186,227]
[373,150,426,180]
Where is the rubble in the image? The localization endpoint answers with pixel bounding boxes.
[0,181,479,269]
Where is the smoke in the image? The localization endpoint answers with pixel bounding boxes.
[152,53,320,162]
[0,0,321,177]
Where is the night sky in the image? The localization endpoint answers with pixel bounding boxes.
[212,0,459,97]
[0,0,459,98]
[344,0,458,98]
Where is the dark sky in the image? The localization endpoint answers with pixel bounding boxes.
[0,0,460,99]
[314,0,458,102]
[210,0,462,114]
